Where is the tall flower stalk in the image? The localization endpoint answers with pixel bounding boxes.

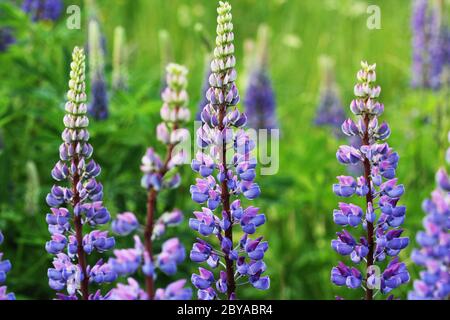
[45,47,116,300]
[409,132,450,300]
[109,63,191,300]
[331,62,410,300]
[0,231,14,300]
[190,1,269,300]
[88,19,109,121]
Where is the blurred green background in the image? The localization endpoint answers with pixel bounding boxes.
[0,0,449,300]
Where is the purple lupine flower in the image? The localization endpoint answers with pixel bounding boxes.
[0,28,15,53]
[315,57,346,136]
[22,0,63,22]
[190,2,269,300]
[411,0,450,89]
[409,132,450,300]
[112,212,139,236]
[154,279,193,300]
[332,62,409,300]
[153,209,183,238]
[0,231,15,300]
[88,19,109,120]
[45,47,115,300]
[109,278,148,300]
[109,64,192,300]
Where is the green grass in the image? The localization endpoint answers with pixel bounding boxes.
[0,0,448,300]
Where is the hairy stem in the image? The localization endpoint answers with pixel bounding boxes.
[218,102,236,299]
[72,155,89,300]
[144,111,179,299]
[362,115,374,300]
[144,188,157,299]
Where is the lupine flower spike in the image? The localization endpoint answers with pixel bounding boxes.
[0,231,15,300]
[109,64,192,300]
[46,47,116,300]
[315,56,346,136]
[22,0,63,22]
[190,1,269,300]
[409,132,450,300]
[332,62,410,300]
[244,24,278,131]
[112,26,128,92]
[88,19,109,120]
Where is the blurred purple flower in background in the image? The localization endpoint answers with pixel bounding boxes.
[22,0,63,22]
[245,70,277,131]
[315,56,346,136]
[428,4,450,90]
[411,0,450,90]
[87,19,109,120]
[409,132,450,300]
[190,2,269,300]
[332,62,410,300]
[244,25,278,131]
[411,0,428,88]
[0,231,15,300]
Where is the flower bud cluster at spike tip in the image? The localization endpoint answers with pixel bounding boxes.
[411,0,450,90]
[331,62,409,299]
[22,0,63,22]
[88,19,109,121]
[108,63,192,300]
[141,63,190,191]
[46,47,116,299]
[409,132,450,300]
[0,231,15,300]
[190,1,269,300]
